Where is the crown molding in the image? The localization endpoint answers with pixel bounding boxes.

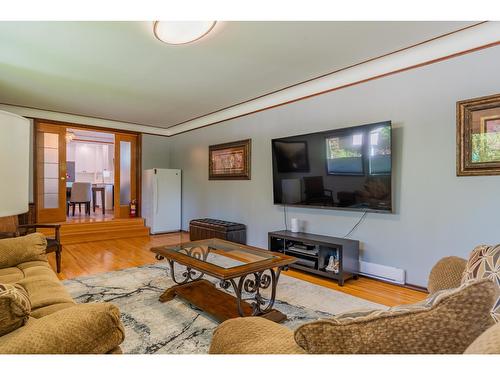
[2,22,498,137]
[0,103,170,136]
[167,21,500,136]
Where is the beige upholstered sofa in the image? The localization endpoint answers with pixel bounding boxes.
[210,253,500,354]
[0,233,125,354]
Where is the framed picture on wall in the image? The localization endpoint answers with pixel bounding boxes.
[457,93,500,176]
[209,139,251,180]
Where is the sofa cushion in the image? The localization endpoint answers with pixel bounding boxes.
[464,322,500,354]
[0,267,24,284]
[209,317,305,354]
[31,302,76,318]
[294,279,496,354]
[462,244,500,322]
[0,283,31,336]
[15,261,74,312]
[0,233,47,268]
[0,303,125,354]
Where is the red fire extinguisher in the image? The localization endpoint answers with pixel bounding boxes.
[129,199,137,217]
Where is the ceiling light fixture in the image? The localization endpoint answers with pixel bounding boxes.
[153,21,216,45]
[65,131,75,142]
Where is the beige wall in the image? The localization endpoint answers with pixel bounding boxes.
[141,134,171,171]
[169,45,500,287]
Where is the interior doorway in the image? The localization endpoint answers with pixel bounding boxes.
[65,128,115,221]
[34,120,140,223]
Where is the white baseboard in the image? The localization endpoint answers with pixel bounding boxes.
[359,260,406,285]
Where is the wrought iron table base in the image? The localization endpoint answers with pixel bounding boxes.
[158,261,288,323]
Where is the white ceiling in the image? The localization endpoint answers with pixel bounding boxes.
[0,21,476,130]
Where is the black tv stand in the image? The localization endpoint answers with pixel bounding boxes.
[268,230,360,286]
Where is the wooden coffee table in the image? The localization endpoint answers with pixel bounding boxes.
[151,238,296,323]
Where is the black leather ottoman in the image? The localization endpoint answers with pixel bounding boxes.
[189,218,246,244]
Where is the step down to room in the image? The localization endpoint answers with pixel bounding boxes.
[38,218,150,245]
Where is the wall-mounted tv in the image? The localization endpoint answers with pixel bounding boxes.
[272,121,392,213]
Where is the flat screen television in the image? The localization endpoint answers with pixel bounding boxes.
[272,121,392,212]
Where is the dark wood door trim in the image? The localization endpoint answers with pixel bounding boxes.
[32,119,143,222]
[28,117,144,136]
[34,120,68,223]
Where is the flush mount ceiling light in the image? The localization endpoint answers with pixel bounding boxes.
[153,21,216,45]
[65,131,75,142]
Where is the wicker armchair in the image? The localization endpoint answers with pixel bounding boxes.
[210,256,499,354]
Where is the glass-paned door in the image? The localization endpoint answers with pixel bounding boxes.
[35,122,67,223]
[114,133,138,218]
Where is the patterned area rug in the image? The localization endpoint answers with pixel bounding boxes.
[63,263,383,354]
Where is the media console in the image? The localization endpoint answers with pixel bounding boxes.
[268,230,360,286]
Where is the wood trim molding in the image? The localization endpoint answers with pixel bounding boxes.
[1,22,498,137]
[168,22,500,135]
[32,119,143,221]
[72,138,114,145]
[167,22,487,130]
[33,118,142,136]
[404,283,429,293]
[34,120,68,223]
[0,103,170,137]
[136,133,143,217]
[171,41,500,137]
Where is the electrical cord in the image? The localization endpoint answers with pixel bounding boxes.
[283,202,288,231]
[344,210,368,238]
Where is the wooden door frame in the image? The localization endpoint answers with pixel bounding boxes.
[114,133,140,218]
[34,121,68,223]
[32,118,142,222]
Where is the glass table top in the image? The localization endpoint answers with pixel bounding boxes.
[162,238,278,269]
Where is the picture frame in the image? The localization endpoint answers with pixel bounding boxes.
[209,139,251,180]
[457,93,500,176]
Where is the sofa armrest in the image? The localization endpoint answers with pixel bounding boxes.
[0,232,47,268]
[294,279,496,354]
[427,256,467,294]
[209,317,304,354]
[0,302,125,354]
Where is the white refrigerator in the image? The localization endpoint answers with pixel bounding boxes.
[142,169,181,234]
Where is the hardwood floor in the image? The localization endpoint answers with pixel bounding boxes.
[48,231,428,307]
[284,269,427,306]
[39,217,150,245]
[48,232,187,280]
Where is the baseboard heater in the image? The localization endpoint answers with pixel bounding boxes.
[359,260,406,285]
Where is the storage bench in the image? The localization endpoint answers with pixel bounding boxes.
[189,218,246,244]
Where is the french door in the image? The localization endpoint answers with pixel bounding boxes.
[35,122,67,223]
[34,121,140,222]
[114,133,138,218]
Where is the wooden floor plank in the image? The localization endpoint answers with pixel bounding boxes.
[47,232,428,306]
[39,217,150,245]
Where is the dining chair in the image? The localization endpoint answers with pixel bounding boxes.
[303,176,334,206]
[67,182,92,216]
